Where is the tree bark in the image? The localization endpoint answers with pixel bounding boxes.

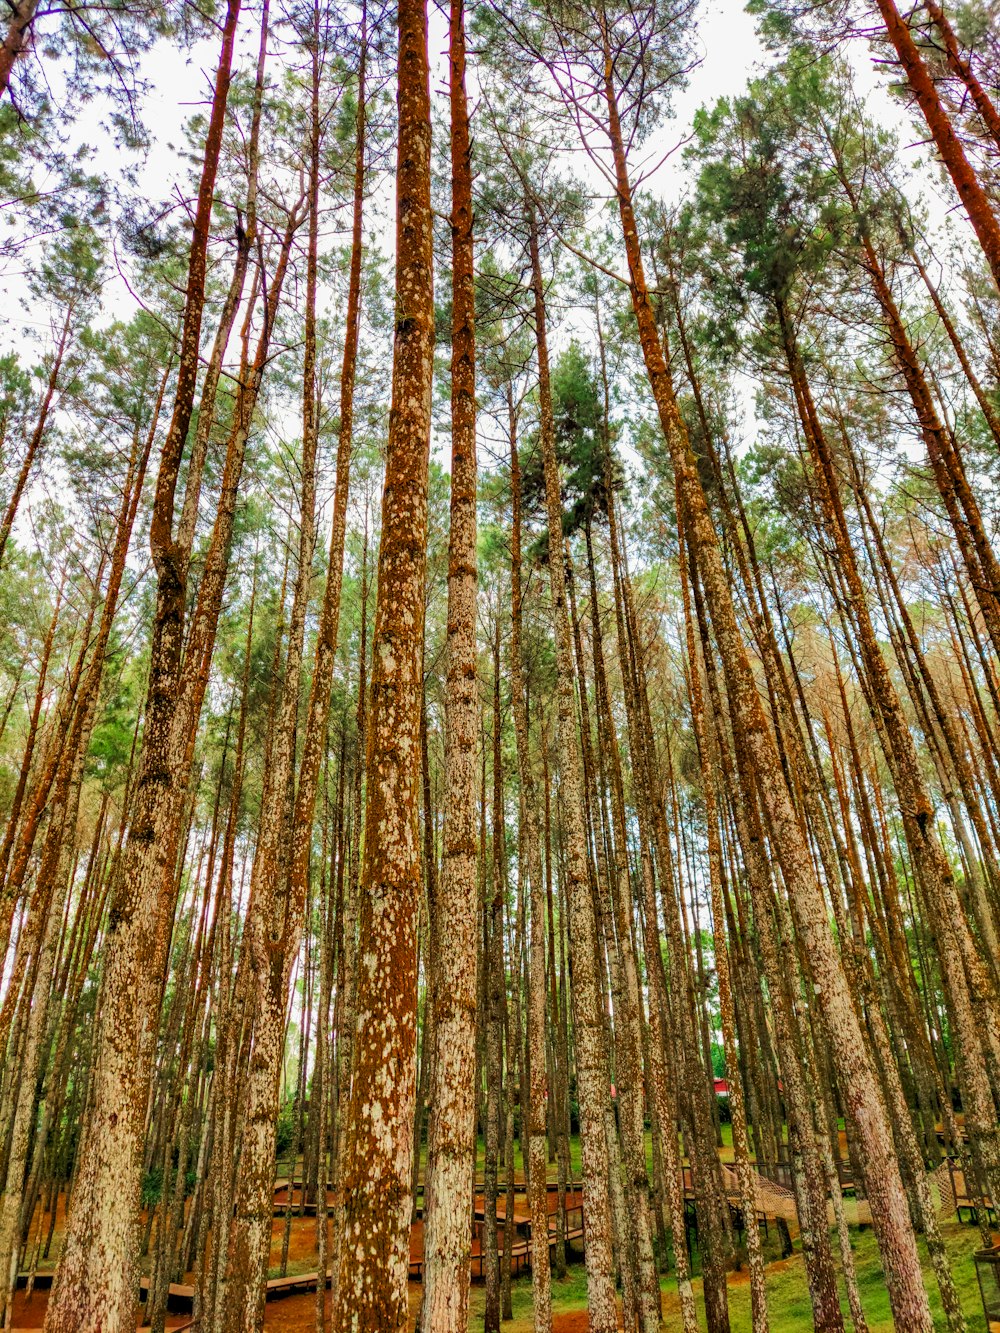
[527,201,619,1333]
[599,31,933,1328]
[873,0,1000,290]
[419,0,479,1320]
[332,0,433,1321]
[508,401,553,1333]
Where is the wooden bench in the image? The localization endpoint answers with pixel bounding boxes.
[264,1269,332,1300]
[136,1276,196,1312]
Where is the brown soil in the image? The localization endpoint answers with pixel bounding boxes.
[9,1280,422,1332]
[268,1212,326,1271]
[550,1313,591,1333]
[12,1174,790,1330]
[547,1304,627,1331]
[257,1284,424,1330]
[8,1287,192,1331]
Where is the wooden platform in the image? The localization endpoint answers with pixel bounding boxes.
[932,1157,996,1224]
[409,1220,586,1282]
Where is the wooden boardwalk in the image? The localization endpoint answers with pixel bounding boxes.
[11,1271,197,1330]
[409,1186,586,1282]
[22,1153,931,1323]
[271,1176,588,1285]
[12,1180,589,1320]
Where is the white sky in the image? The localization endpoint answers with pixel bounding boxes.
[4,0,943,335]
[0,0,963,487]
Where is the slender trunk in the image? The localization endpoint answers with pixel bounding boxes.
[583,523,660,1333]
[911,246,1000,449]
[508,407,552,1333]
[328,521,368,1330]
[679,523,769,1333]
[217,0,357,1318]
[922,0,1000,150]
[0,308,72,569]
[872,0,1000,289]
[0,405,156,1326]
[332,0,433,1320]
[605,486,698,1333]
[778,300,1000,1214]
[0,578,63,904]
[600,39,932,1329]
[419,1,479,1320]
[483,687,503,1333]
[44,91,304,1333]
[526,199,619,1333]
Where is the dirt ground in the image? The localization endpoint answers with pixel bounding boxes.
[8,1287,193,1330]
[549,1313,598,1332]
[9,1175,797,1330]
[9,1284,415,1331]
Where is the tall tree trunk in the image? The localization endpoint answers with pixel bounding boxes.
[332,0,433,1321]
[508,402,553,1333]
[583,523,660,1333]
[0,307,72,570]
[605,484,698,1333]
[776,298,1000,1215]
[42,31,309,1328]
[598,32,933,1329]
[40,0,244,1290]
[872,0,1000,290]
[419,0,479,1320]
[216,0,369,1320]
[0,405,156,1325]
[910,245,1000,449]
[678,521,769,1333]
[483,670,504,1333]
[325,24,368,1327]
[0,576,63,913]
[526,200,618,1333]
[922,0,1000,150]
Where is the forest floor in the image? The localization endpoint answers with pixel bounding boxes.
[12,1126,989,1330]
[11,1210,990,1330]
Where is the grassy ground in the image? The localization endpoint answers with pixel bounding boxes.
[340,1127,993,1328]
[463,1218,988,1330]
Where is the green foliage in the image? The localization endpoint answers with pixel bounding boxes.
[87,651,143,791]
[141,1166,163,1209]
[686,57,851,335]
[275,1102,297,1159]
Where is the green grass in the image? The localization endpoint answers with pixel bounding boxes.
[712,1220,985,1331]
[463,1219,987,1331]
[287,1130,990,1329]
[466,1263,591,1329]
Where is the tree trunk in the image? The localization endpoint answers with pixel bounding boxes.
[526,200,619,1333]
[419,0,480,1320]
[678,522,769,1333]
[873,0,1000,290]
[332,0,433,1321]
[0,307,72,570]
[0,0,38,101]
[508,404,552,1332]
[599,34,933,1329]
